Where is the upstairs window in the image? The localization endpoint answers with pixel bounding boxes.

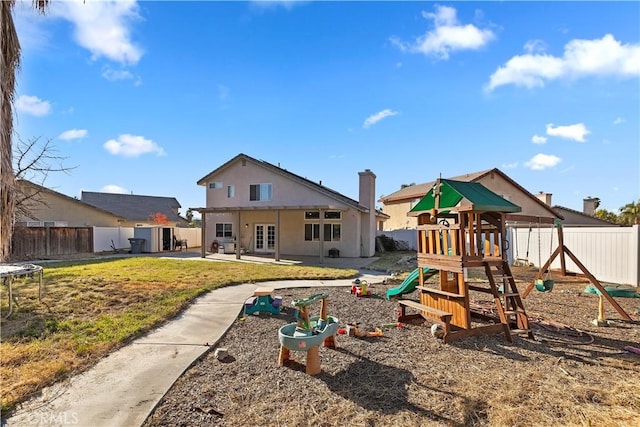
[209,182,223,189]
[249,183,272,201]
[227,185,235,198]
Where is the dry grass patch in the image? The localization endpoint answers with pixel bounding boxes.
[0,257,357,413]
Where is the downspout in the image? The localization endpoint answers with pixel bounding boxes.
[200,212,206,258]
[319,208,324,264]
[275,210,280,262]
[235,210,241,260]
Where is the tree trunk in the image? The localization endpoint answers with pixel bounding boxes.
[0,0,20,262]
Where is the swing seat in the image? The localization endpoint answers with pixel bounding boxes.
[535,279,554,292]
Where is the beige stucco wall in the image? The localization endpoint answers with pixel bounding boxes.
[17,186,122,227]
[474,175,555,220]
[205,162,343,209]
[381,200,420,230]
[201,159,378,258]
[204,207,363,258]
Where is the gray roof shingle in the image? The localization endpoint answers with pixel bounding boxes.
[81,192,184,223]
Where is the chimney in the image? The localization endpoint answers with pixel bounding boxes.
[583,197,597,216]
[535,191,552,205]
[359,169,376,257]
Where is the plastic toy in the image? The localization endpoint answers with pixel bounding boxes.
[350,279,371,297]
[277,293,339,375]
[244,287,282,316]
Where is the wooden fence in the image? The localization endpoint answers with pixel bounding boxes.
[11,226,93,259]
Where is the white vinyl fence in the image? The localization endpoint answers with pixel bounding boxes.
[93,227,202,253]
[509,225,639,287]
[380,226,639,287]
[93,227,135,252]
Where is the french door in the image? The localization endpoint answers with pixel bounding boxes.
[254,224,276,253]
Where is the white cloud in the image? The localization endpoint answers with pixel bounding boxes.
[58,129,88,141]
[613,117,625,125]
[102,66,142,85]
[531,134,547,144]
[13,4,52,52]
[525,153,562,170]
[546,123,590,142]
[50,0,143,65]
[103,134,166,157]
[486,34,640,91]
[524,39,547,54]
[15,95,52,116]
[363,109,398,129]
[390,5,495,60]
[101,184,128,194]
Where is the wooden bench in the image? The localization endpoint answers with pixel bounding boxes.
[398,299,453,336]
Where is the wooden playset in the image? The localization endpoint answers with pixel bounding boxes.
[244,287,282,316]
[397,178,535,343]
[277,293,339,375]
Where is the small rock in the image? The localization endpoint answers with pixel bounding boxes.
[214,348,229,361]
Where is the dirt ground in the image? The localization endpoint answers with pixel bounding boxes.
[144,267,640,427]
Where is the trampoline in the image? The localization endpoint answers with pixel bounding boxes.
[1,263,44,318]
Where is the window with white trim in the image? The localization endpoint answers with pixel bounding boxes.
[249,183,272,201]
[227,185,235,198]
[209,182,223,189]
[215,223,233,238]
[304,211,341,220]
[304,223,341,242]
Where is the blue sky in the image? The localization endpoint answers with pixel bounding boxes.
[13,1,640,217]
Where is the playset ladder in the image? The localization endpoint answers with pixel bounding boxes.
[483,261,534,342]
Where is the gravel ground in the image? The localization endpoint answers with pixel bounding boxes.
[144,271,640,427]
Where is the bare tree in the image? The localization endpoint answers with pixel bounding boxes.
[0,0,49,261]
[13,135,75,221]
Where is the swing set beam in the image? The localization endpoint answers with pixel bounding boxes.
[522,243,631,321]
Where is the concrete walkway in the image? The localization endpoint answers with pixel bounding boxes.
[4,253,389,427]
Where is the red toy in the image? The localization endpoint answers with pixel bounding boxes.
[350,279,371,297]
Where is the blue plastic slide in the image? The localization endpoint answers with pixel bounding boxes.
[386,267,437,300]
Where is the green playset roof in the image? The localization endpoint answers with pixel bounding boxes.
[408,179,522,215]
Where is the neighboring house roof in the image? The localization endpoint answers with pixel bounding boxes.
[197,153,377,214]
[380,168,560,220]
[81,192,184,223]
[380,169,493,203]
[552,205,620,227]
[409,179,522,215]
[16,180,126,221]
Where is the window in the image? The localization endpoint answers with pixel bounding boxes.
[304,211,341,220]
[209,182,223,189]
[324,211,341,220]
[215,223,233,238]
[305,211,320,220]
[304,223,341,242]
[227,185,235,198]
[249,183,272,201]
